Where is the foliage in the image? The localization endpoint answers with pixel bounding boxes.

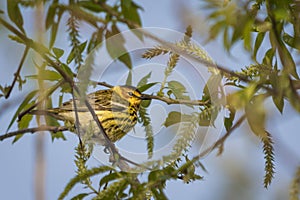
[290,166,300,200]
[0,0,300,199]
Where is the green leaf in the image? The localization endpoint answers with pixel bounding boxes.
[151,188,168,200]
[243,20,253,51]
[105,25,132,69]
[70,193,89,200]
[78,1,104,12]
[14,108,34,143]
[18,112,33,130]
[224,107,235,131]
[52,47,64,59]
[7,90,38,132]
[121,0,142,27]
[269,73,284,113]
[227,83,257,109]
[283,33,300,50]
[164,111,192,127]
[7,0,24,33]
[272,92,284,113]
[87,28,104,53]
[46,5,65,49]
[26,70,61,81]
[167,81,190,100]
[138,82,158,93]
[0,85,11,98]
[48,7,64,48]
[279,42,299,79]
[245,95,266,138]
[60,80,72,94]
[141,99,151,108]
[67,41,87,64]
[253,32,265,60]
[99,172,122,188]
[45,98,66,141]
[208,21,225,41]
[44,71,61,82]
[49,22,59,49]
[126,3,145,40]
[61,63,74,78]
[137,72,151,88]
[262,48,275,66]
[12,134,23,143]
[202,73,222,102]
[223,27,230,50]
[45,3,57,30]
[125,70,132,86]
[285,78,300,113]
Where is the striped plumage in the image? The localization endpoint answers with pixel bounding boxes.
[49,85,147,143]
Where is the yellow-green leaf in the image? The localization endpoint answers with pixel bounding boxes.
[245,95,266,138]
[7,0,24,33]
[164,111,192,127]
[7,90,38,132]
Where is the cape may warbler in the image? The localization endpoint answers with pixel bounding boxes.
[43,85,150,143]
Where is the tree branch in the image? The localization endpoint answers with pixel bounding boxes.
[5,46,29,99]
[196,114,246,159]
[0,126,69,141]
[142,94,209,106]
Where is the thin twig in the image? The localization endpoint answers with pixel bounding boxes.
[142,94,208,106]
[5,46,29,99]
[71,87,82,140]
[96,81,113,88]
[17,79,65,121]
[0,125,69,141]
[195,114,246,160]
[119,155,152,171]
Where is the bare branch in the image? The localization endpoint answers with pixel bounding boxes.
[0,126,69,141]
[95,81,113,88]
[196,114,246,159]
[5,46,29,99]
[142,94,209,106]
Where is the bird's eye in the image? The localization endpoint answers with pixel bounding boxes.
[128,92,133,96]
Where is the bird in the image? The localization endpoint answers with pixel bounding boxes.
[32,85,150,144]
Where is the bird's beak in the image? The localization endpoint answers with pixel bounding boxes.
[140,94,151,100]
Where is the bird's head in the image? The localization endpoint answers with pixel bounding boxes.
[112,85,150,106]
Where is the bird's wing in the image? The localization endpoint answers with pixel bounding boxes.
[53,89,114,112]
